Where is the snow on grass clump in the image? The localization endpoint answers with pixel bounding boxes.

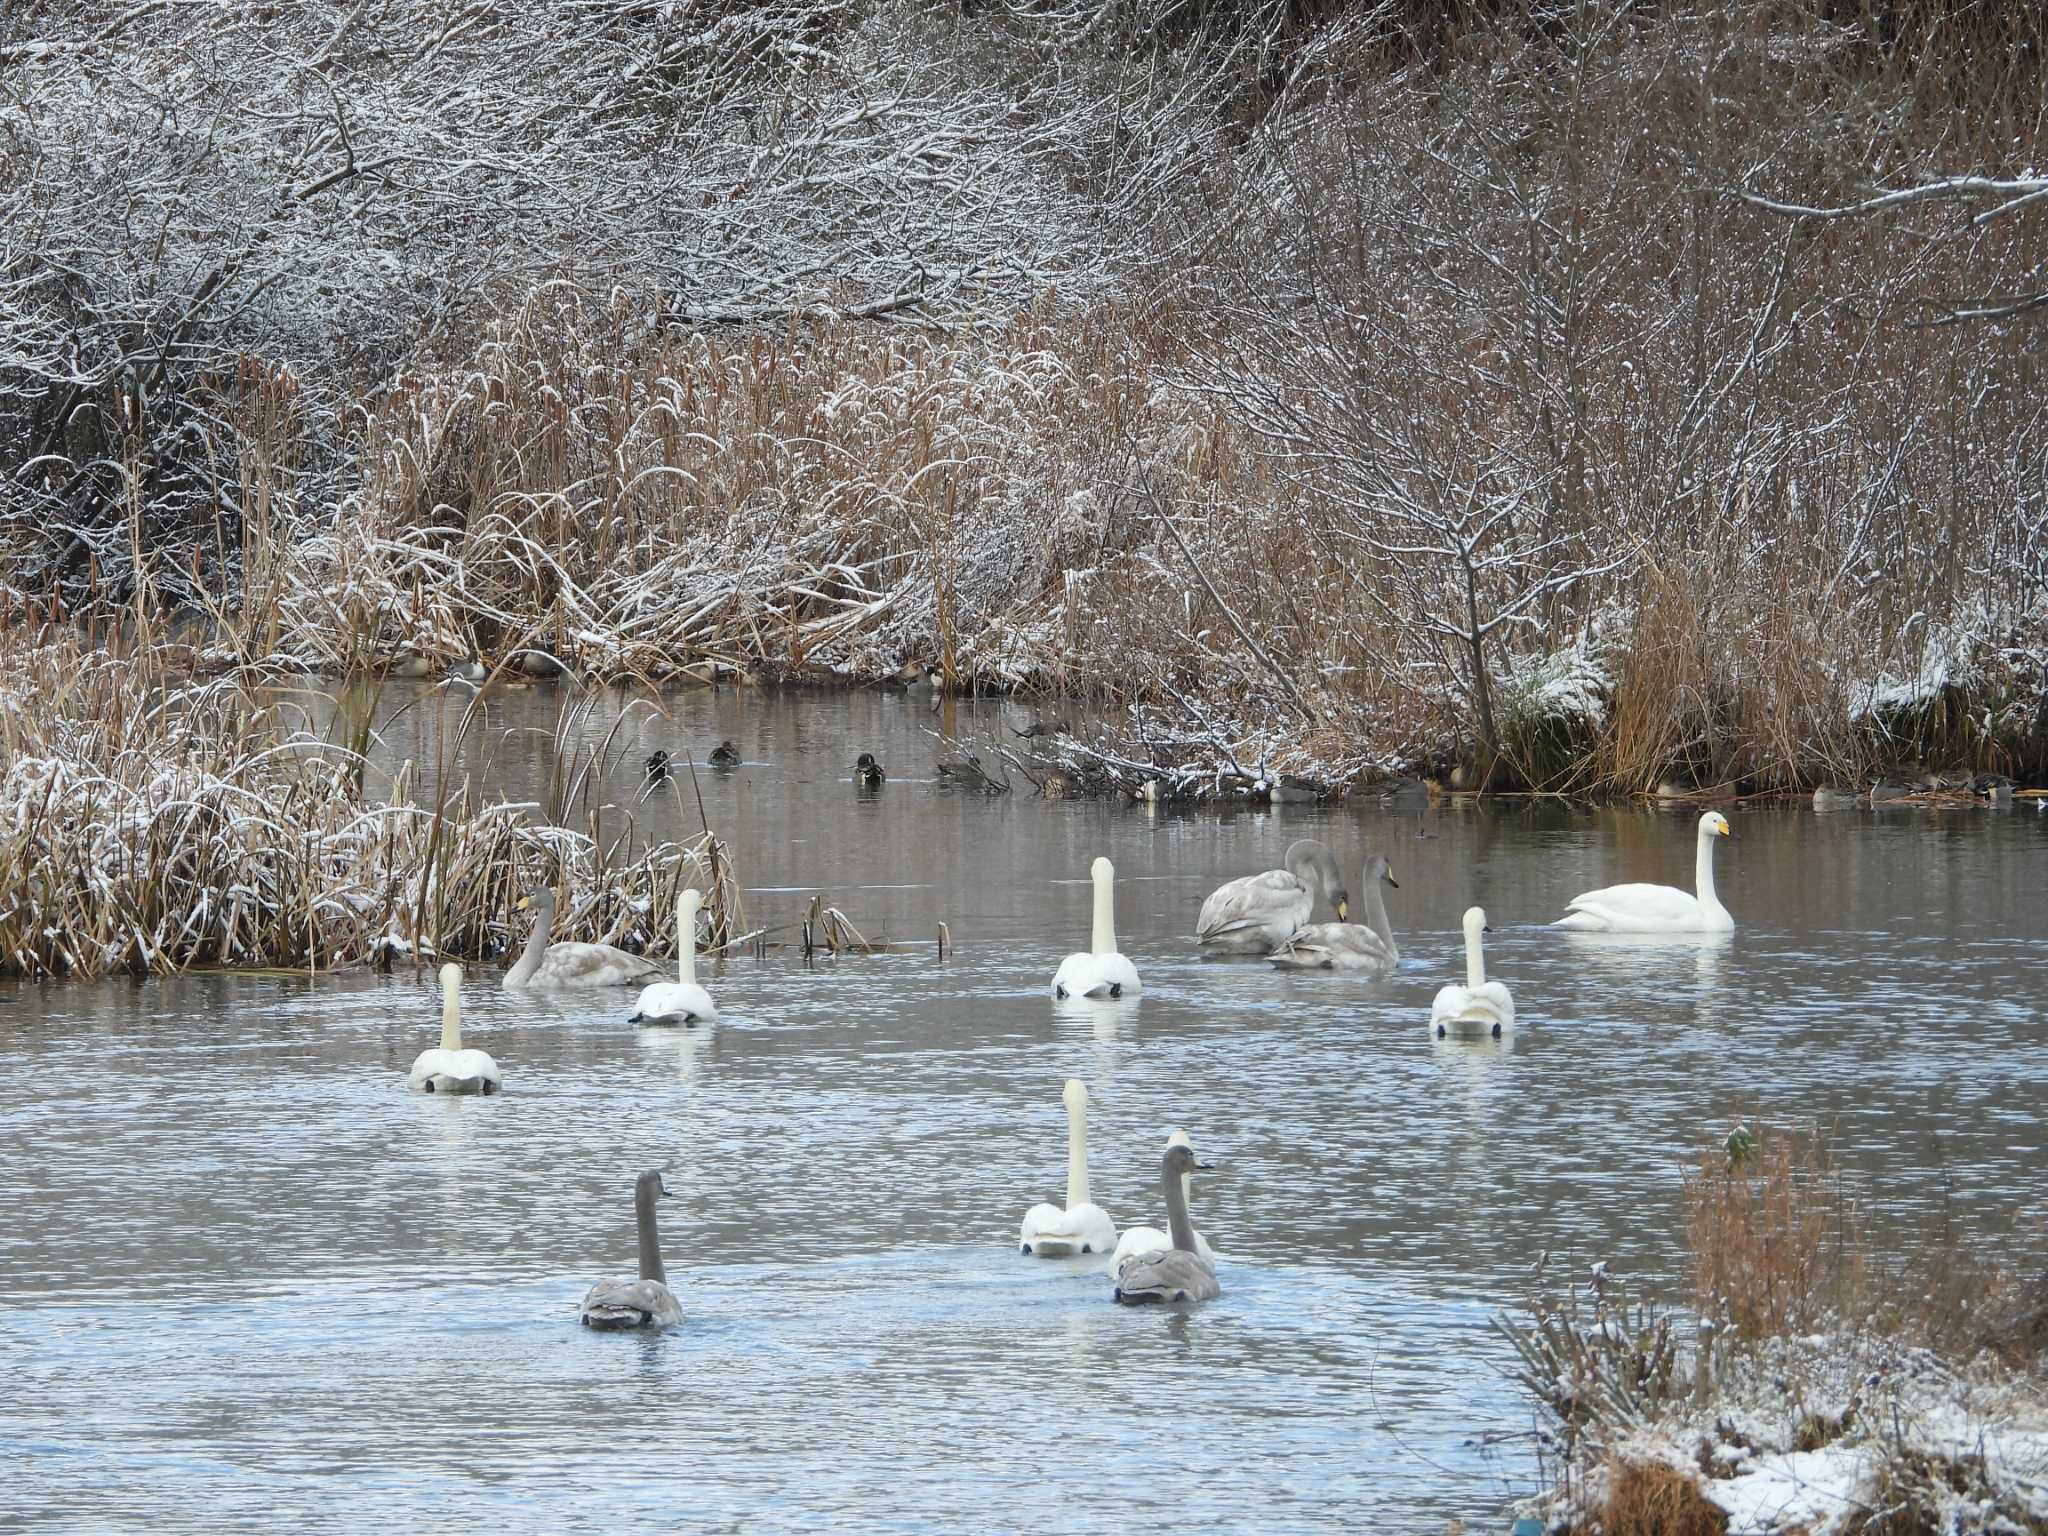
[1845,616,1989,724]
[1579,1333,2048,1535]
[1497,626,1618,736]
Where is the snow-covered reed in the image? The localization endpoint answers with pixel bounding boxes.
[0,635,738,979]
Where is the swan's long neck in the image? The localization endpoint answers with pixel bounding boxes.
[677,899,697,986]
[439,988,462,1054]
[1065,1100,1092,1209]
[1465,923,1487,990]
[1090,869,1116,956]
[1364,879,1397,958]
[507,902,550,986]
[1162,1159,1197,1253]
[1695,827,1723,914]
[635,1181,667,1286]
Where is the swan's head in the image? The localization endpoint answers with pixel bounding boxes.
[1367,853,1398,889]
[1162,1143,1215,1177]
[1289,840,1347,915]
[1090,856,1115,884]
[1165,1128,1209,1172]
[1700,811,1735,839]
[1062,1078,1090,1114]
[517,887,556,914]
[679,886,702,919]
[438,961,463,997]
[1463,906,1490,937]
[635,1169,674,1201]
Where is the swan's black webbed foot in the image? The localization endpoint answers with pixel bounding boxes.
[1021,1243,1032,1254]
[1054,985,1067,999]
[1491,1022,1502,1039]
[1108,983,1122,998]
[1435,1024,1445,1038]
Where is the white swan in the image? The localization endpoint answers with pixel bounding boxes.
[408,962,502,1095]
[1269,853,1399,973]
[1431,907,1516,1040]
[1112,1144,1219,1305]
[1019,1079,1119,1258]
[503,887,666,990]
[628,887,717,1025]
[579,1170,684,1330]
[1552,810,1736,932]
[1111,1129,1216,1283]
[1051,856,1142,999]
[1196,839,1348,954]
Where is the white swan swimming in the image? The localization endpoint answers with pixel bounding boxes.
[1196,839,1348,954]
[1430,906,1516,1040]
[408,962,502,1094]
[579,1169,684,1330]
[1052,856,1142,999]
[1111,1129,1216,1283]
[1552,810,1736,932]
[504,887,667,990]
[1112,1144,1219,1305]
[1019,1079,1119,1258]
[628,887,718,1025]
[1269,853,1399,974]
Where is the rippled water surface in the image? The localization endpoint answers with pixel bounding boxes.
[3,685,2044,1532]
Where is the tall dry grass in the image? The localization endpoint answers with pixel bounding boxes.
[1683,1129,1866,1343]
[0,632,738,978]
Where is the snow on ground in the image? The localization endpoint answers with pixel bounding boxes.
[1542,1332,2048,1533]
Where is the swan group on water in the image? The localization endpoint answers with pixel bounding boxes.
[412,806,1746,1327]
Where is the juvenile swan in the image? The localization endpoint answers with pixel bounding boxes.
[1113,1144,1219,1305]
[1019,1079,1119,1257]
[1111,1130,1215,1283]
[1269,854,1400,974]
[579,1170,684,1330]
[503,888,666,991]
[1431,907,1516,1040]
[408,962,501,1094]
[1052,857,1142,999]
[1196,839,1349,954]
[1552,810,1736,932]
[628,887,717,1025]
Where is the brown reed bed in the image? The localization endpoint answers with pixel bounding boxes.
[175,281,2048,793]
[0,632,741,980]
[7,4,2045,796]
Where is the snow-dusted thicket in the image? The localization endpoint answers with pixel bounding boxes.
[0,0,1218,596]
[5,1,2047,790]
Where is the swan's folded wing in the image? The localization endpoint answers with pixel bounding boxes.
[630,981,716,1023]
[1559,881,1704,930]
[1113,1249,1219,1303]
[1269,921,1393,972]
[1197,870,1306,942]
[580,1277,682,1328]
[536,942,667,988]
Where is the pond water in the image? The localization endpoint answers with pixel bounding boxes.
[3,683,2044,1532]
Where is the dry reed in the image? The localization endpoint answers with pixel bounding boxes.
[1683,1129,1865,1343]
[0,632,740,979]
